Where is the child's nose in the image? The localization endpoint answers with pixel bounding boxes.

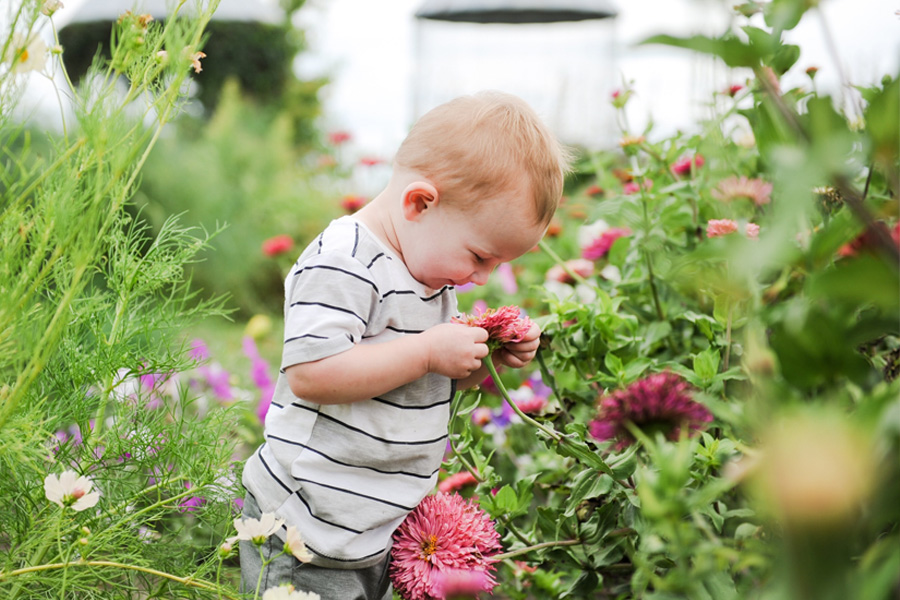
[470,266,493,286]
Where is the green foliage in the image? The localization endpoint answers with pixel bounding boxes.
[446,4,899,598]
[1,3,245,597]
[136,80,343,316]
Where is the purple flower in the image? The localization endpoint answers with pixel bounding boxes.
[178,482,206,513]
[589,372,713,449]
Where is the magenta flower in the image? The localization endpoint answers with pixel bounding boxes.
[262,234,294,257]
[546,258,594,284]
[582,227,631,261]
[390,493,502,600]
[711,175,773,206]
[671,154,705,176]
[453,305,533,347]
[589,372,713,449]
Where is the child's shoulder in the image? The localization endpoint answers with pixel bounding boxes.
[300,216,397,273]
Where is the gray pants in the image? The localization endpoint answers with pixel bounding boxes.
[239,493,393,600]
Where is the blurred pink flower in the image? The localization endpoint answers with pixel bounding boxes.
[589,372,713,449]
[585,184,604,197]
[582,228,631,261]
[515,395,547,414]
[328,130,351,145]
[438,470,478,493]
[546,258,594,284]
[262,234,294,257]
[359,156,383,166]
[707,219,759,239]
[390,493,502,600]
[706,219,737,237]
[453,305,533,347]
[711,175,773,206]
[671,154,705,176]
[727,84,744,97]
[623,180,652,195]
[433,569,492,599]
[341,195,367,213]
[496,263,518,294]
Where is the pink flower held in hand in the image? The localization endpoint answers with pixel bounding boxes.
[390,493,502,600]
[262,234,294,257]
[452,305,533,348]
[589,372,713,449]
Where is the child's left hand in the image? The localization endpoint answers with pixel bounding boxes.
[494,321,541,369]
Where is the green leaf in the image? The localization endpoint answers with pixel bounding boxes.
[864,75,899,166]
[492,485,519,514]
[693,347,721,382]
[764,0,810,32]
[639,34,760,68]
[808,255,900,314]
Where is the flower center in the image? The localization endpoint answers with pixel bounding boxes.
[19,49,29,63]
[420,534,439,560]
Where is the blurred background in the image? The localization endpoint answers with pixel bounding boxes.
[8,0,899,319]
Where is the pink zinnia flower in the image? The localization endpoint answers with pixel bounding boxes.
[262,234,294,257]
[707,219,759,239]
[582,228,631,261]
[453,305,533,348]
[623,180,652,195]
[589,372,713,449]
[671,154,705,176]
[438,470,478,493]
[390,493,502,600]
[711,175,773,206]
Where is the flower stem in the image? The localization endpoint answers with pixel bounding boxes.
[483,357,561,443]
[538,239,590,286]
[0,560,237,598]
[494,538,581,561]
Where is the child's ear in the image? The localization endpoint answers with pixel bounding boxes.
[401,181,439,222]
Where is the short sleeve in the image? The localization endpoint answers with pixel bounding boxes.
[281,251,380,369]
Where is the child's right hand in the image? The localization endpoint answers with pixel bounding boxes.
[421,323,489,379]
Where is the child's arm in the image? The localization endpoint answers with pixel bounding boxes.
[285,323,489,405]
[455,321,542,389]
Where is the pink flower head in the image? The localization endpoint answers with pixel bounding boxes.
[496,263,518,294]
[582,228,631,261]
[671,154,705,177]
[453,305,533,348]
[262,234,294,257]
[838,222,900,258]
[341,195,367,213]
[707,219,759,239]
[546,258,594,284]
[433,569,492,599]
[711,175,773,206]
[390,493,502,600]
[328,130,351,145]
[359,156,383,166]
[727,84,744,97]
[589,372,713,449]
[438,470,478,494]
[623,180,652,195]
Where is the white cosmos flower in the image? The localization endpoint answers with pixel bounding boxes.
[4,33,49,74]
[233,512,284,545]
[262,584,321,600]
[44,470,101,511]
[41,0,64,16]
[284,525,312,563]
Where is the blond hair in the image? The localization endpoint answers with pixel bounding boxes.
[394,91,571,225]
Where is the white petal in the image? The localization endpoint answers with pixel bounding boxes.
[72,491,100,511]
[44,473,63,504]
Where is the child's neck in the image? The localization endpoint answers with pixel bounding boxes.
[353,195,404,261]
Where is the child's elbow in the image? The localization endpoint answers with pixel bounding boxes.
[285,363,324,402]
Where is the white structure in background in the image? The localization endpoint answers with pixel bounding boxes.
[411,0,620,149]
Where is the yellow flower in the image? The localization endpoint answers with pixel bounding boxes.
[3,33,49,74]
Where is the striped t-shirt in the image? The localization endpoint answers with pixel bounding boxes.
[242,216,458,569]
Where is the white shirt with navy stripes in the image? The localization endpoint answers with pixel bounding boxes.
[242,216,458,569]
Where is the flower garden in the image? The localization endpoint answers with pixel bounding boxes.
[1,1,898,599]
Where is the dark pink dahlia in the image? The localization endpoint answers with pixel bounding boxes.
[390,492,502,600]
[589,372,713,449]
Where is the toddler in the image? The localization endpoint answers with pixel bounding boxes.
[240,90,570,599]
